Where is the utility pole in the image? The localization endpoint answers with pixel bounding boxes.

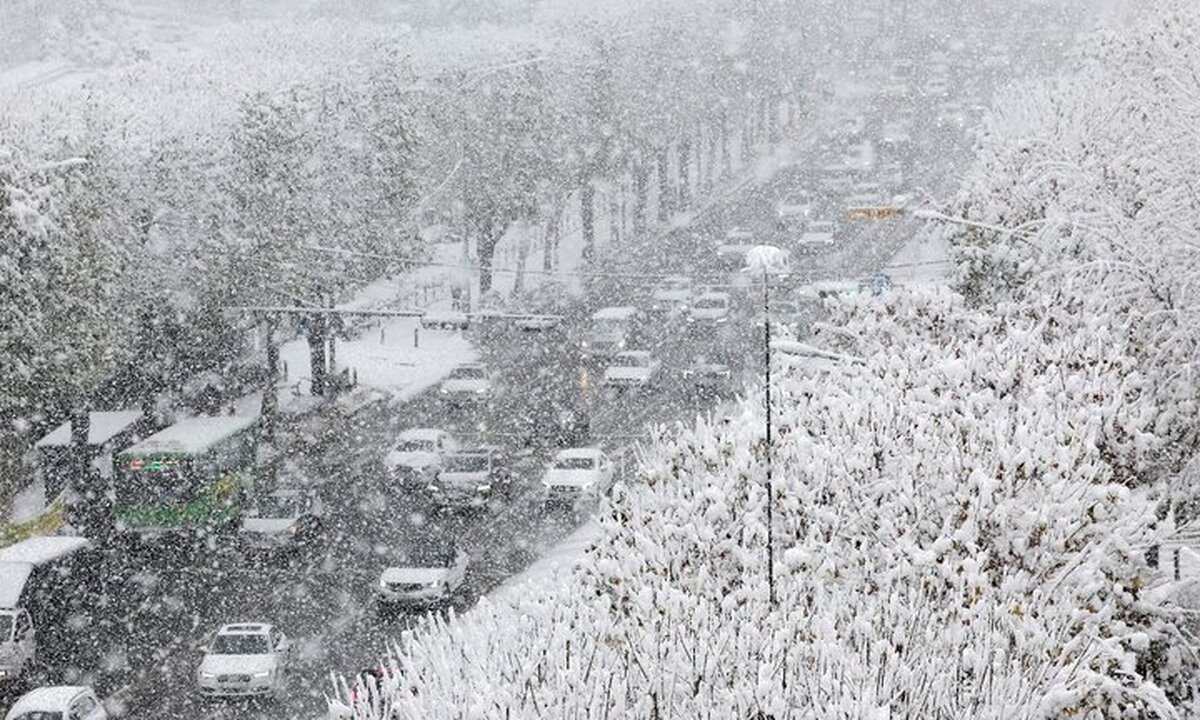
[261,313,279,440]
[763,267,776,607]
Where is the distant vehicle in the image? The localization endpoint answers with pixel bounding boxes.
[756,298,801,329]
[512,280,569,331]
[826,115,865,141]
[682,359,733,395]
[377,545,468,609]
[384,429,459,486]
[239,488,325,554]
[649,275,693,316]
[775,191,814,228]
[878,123,912,152]
[420,306,469,330]
[796,220,837,253]
[0,536,98,685]
[523,399,590,450]
[4,686,107,720]
[197,623,292,699]
[936,103,968,131]
[541,448,615,503]
[439,363,493,402]
[114,414,260,540]
[689,292,732,324]
[581,306,642,359]
[923,77,951,98]
[429,448,512,504]
[603,351,662,389]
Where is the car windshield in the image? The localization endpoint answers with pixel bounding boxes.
[10,713,64,720]
[0,613,12,641]
[659,279,689,292]
[808,222,835,233]
[693,298,726,310]
[249,494,300,518]
[448,366,485,380]
[397,439,436,453]
[402,544,457,567]
[211,633,270,655]
[443,454,490,473]
[555,456,596,470]
[613,355,648,368]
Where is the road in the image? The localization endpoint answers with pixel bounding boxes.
[2,37,1015,720]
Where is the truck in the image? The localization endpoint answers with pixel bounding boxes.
[0,536,96,684]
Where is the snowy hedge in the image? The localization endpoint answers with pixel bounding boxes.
[328,2,1200,718]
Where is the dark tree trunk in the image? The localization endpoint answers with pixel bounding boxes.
[768,96,781,146]
[632,157,649,236]
[656,145,670,222]
[68,406,91,499]
[677,133,692,209]
[261,314,279,439]
[719,109,732,179]
[581,182,596,261]
[544,205,560,271]
[477,217,501,295]
[307,314,327,396]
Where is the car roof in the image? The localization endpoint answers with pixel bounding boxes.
[9,686,92,713]
[592,306,639,320]
[398,428,445,441]
[555,448,605,460]
[217,622,272,635]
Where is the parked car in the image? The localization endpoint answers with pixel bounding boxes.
[429,448,512,504]
[439,363,493,402]
[377,545,468,610]
[541,448,615,503]
[603,351,662,389]
[239,488,324,554]
[581,306,643,359]
[5,686,107,720]
[384,429,459,486]
[689,292,732,324]
[196,623,292,699]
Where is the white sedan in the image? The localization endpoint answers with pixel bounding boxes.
[689,292,732,323]
[197,623,291,699]
[377,546,469,609]
[439,363,493,401]
[5,687,107,720]
[603,351,661,389]
[541,448,615,502]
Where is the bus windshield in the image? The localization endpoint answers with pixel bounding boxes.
[117,458,199,507]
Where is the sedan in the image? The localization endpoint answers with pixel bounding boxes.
[239,489,324,554]
[439,363,493,402]
[377,546,469,610]
[197,623,291,699]
[5,687,107,720]
[541,448,615,503]
[603,351,661,389]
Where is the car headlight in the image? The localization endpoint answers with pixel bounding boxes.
[476,387,488,395]
[252,670,271,679]
[439,387,449,394]
[200,671,217,679]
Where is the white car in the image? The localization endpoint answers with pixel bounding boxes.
[239,489,324,553]
[0,608,34,686]
[775,191,813,227]
[796,220,837,253]
[197,623,291,699]
[603,351,661,389]
[541,448,615,502]
[689,292,732,324]
[439,363,493,401]
[429,448,511,504]
[649,275,693,316]
[384,429,458,485]
[5,687,107,720]
[377,546,468,609]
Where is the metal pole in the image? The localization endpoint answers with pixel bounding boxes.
[764,268,776,607]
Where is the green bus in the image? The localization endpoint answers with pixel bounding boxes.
[114,415,260,539]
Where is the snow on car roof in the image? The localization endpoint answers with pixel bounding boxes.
[555,448,605,460]
[592,306,639,320]
[8,686,92,713]
[0,536,91,567]
[219,623,271,634]
[695,291,731,301]
[123,415,258,456]
[398,428,445,441]
[35,410,142,448]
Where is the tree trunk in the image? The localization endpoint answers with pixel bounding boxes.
[633,157,649,236]
[719,110,732,179]
[477,217,501,295]
[543,208,560,272]
[656,146,670,222]
[307,314,327,396]
[677,133,692,209]
[581,182,596,261]
[68,406,91,498]
[261,314,279,440]
[768,95,781,146]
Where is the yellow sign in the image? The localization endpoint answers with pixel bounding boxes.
[846,206,901,221]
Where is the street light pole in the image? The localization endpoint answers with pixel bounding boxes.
[763,267,776,607]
